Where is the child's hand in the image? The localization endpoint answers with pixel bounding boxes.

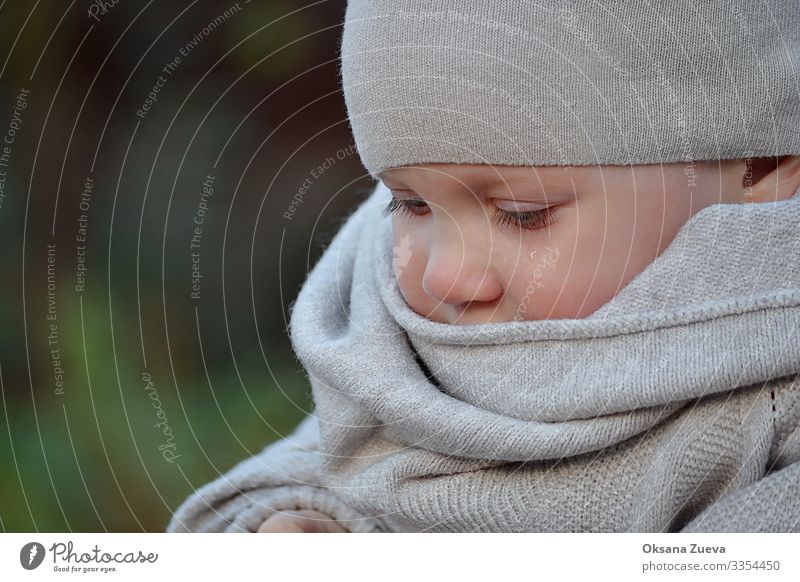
[257,509,349,533]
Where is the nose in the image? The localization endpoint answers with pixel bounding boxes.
[421,222,503,307]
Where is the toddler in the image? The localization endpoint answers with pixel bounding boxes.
[168,1,800,532]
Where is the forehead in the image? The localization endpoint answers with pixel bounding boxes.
[377,163,578,187]
[377,161,745,197]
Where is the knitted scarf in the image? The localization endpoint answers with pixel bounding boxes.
[168,182,800,533]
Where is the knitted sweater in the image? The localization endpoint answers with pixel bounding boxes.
[167,182,800,533]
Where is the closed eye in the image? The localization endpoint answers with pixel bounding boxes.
[384,194,560,232]
[494,206,559,231]
[383,195,430,217]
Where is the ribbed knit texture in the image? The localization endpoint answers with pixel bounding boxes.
[340,1,800,177]
[167,183,800,533]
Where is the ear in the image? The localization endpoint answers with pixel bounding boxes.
[745,155,800,203]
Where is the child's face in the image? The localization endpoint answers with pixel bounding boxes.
[378,161,752,324]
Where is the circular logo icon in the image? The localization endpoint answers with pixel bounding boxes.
[20,542,46,570]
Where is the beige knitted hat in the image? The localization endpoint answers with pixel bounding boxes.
[340,1,800,178]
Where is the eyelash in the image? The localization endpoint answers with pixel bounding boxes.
[383,196,559,232]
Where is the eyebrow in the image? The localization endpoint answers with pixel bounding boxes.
[377,174,405,187]
[378,170,576,200]
[377,170,429,187]
[378,170,506,189]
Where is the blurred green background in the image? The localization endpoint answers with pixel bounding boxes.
[0,0,374,531]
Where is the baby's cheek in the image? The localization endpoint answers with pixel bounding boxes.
[504,248,572,320]
[555,222,642,317]
[504,220,612,320]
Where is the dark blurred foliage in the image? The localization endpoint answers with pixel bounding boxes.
[0,0,374,531]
